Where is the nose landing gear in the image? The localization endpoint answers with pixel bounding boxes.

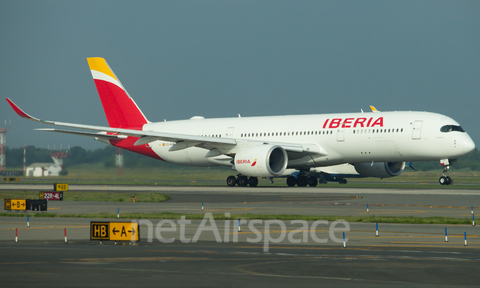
[439,159,454,185]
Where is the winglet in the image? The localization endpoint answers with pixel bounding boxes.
[370,106,379,112]
[5,98,43,122]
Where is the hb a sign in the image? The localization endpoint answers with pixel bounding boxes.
[90,222,110,240]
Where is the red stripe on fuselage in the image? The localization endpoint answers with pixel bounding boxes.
[109,137,164,161]
[94,80,147,129]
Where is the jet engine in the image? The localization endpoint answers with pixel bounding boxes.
[353,162,405,178]
[234,145,288,177]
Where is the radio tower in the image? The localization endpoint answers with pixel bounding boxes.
[0,120,11,171]
[23,146,26,175]
[50,148,71,172]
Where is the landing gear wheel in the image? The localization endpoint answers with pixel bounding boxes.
[248,177,258,187]
[339,178,347,184]
[297,176,308,187]
[439,176,446,185]
[237,176,248,187]
[286,176,297,187]
[227,175,237,187]
[308,176,318,187]
[440,176,452,185]
[319,177,328,184]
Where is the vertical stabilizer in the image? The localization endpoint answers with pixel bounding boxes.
[87,58,149,129]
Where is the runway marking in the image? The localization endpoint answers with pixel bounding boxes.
[234,267,354,281]
[236,244,480,250]
[204,209,254,212]
[5,226,89,230]
[63,257,211,263]
[0,262,49,265]
[391,241,480,244]
[353,235,479,239]
[233,229,330,235]
[357,211,428,214]
[358,203,478,209]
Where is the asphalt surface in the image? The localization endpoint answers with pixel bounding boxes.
[1,242,479,287]
[1,184,480,287]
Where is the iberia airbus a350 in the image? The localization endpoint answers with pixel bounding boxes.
[6,58,475,187]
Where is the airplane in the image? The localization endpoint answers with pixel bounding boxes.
[6,58,475,187]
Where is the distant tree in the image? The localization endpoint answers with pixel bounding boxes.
[4,146,480,171]
[412,148,479,171]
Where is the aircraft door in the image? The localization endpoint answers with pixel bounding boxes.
[226,127,235,137]
[336,129,345,142]
[412,121,423,140]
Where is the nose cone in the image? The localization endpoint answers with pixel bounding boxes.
[460,134,476,156]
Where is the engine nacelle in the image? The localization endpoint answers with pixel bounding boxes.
[234,145,288,177]
[354,162,405,178]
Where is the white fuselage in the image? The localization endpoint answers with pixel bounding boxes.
[142,111,475,168]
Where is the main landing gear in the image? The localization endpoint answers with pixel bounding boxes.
[227,175,258,187]
[286,175,331,187]
[439,159,454,185]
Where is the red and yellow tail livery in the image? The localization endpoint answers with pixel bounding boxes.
[87,58,148,129]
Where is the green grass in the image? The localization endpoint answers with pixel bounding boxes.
[0,191,170,203]
[0,211,472,225]
[2,163,479,187]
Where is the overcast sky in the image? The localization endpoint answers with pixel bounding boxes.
[1,1,479,151]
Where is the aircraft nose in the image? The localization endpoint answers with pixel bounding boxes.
[461,135,476,155]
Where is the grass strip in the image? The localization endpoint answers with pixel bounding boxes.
[0,212,472,225]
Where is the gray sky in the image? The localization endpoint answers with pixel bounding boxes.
[1,1,479,150]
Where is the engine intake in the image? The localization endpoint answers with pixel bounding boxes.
[234,145,288,177]
[354,162,405,178]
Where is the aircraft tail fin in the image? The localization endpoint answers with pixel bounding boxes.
[87,58,149,129]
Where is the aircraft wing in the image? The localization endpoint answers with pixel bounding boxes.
[37,128,122,139]
[7,98,325,156]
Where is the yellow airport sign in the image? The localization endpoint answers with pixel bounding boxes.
[4,199,10,210]
[110,222,139,241]
[54,183,69,191]
[90,222,139,242]
[91,222,110,240]
[4,199,27,211]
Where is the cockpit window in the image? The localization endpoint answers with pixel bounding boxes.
[440,125,465,133]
